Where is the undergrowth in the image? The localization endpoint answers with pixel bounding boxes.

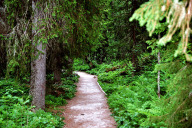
[0,73,79,128]
[74,58,192,128]
[46,74,78,106]
[73,59,90,71]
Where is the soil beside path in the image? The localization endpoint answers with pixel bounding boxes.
[61,72,117,128]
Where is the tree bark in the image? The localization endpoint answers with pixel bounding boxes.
[131,0,137,75]
[30,1,46,111]
[157,34,161,98]
[0,6,8,34]
[54,56,62,83]
[157,51,160,98]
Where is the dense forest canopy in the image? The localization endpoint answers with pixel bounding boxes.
[0,0,192,127]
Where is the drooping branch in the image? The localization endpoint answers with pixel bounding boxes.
[130,0,192,61]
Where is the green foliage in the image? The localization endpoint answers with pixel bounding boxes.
[0,72,79,128]
[73,59,90,71]
[0,79,29,105]
[84,61,178,127]
[0,79,64,128]
[154,60,184,74]
[58,83,77,99]
[0,71,80,127]
[130,0,192,61]
[97,0,149,63]
[45,95,67,106]
[60,74,78,99]
[2,0,192,127]
[101,71,169,128]
[87,59,192,128]
[2,0,105,80]
[46,73,78,106]
[0,104,64,128]
[163,64,192,128]
[98,67,132,84]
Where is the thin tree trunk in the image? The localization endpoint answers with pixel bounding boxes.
[131,0,137,76]
[30,1,46,111]
[157,52,160,98]
[0,2,7,77]
[0,4,9,34]
[132,25,136,69]
[54,56,62,83]
[54,69,61,83]
[157,34,161,98]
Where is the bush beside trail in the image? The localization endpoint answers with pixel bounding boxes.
[74,59,191,127]
[0,73,79,128]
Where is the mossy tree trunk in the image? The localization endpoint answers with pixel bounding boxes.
[0,1,8,77]
[30,0,46,111]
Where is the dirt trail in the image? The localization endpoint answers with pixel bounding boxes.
[62,72,117,128]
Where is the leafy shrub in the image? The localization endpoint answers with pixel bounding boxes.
[0,104,64,128]
[58,84,77,99]
[46,95,67,106]
[73,59,90,71]
[46,73,78,106]
[0,79,30,105]
[87,61,173,127]
[98,82,118,94]
[100,72,161,127]
[95,60,192,128]
[0,79,65,128]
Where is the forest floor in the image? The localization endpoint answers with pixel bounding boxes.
[60,72,117,128]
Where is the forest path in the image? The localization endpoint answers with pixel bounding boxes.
[61,72,117,128]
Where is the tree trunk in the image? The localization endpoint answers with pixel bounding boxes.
[30,1,46,111]
[0,1,7,77]
[0,4,9,34]
[54,69,61,83]
[131,0,137,76]
[157,51,160,98]
[54,56,62,83]
[157,34,161,98]
[0,41,7,77]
